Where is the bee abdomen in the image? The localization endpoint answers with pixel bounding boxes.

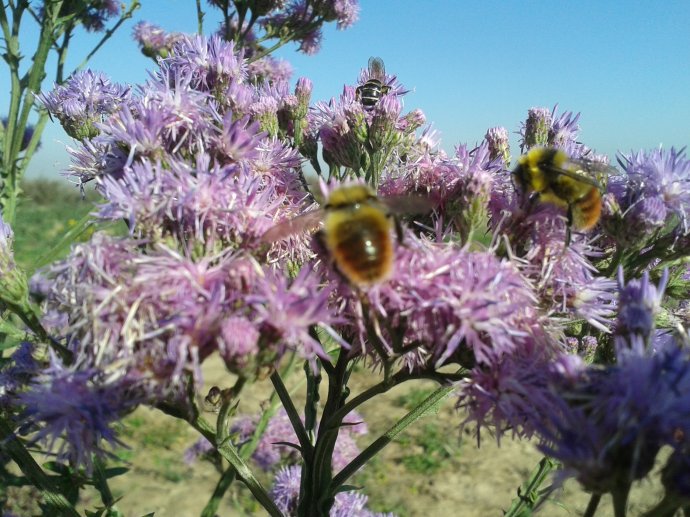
[328,218,393,284]
[357,80,385,109]
[572,187,602,230]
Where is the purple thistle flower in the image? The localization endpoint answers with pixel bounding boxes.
[212,113,266,162]
[536,335,690,494]
[358,235,542,368]
[458,340,581,440]
[132,21,183,59]
[219,316,260,371]
[614,147,690,235]
[183,436,215,465]
[270,465,302,515]
[0,343,40,410]
[270,464,394,517]
[330,0,360,30]
[250,267,340,366]
[520,107,552,151]
[161,35,247,97]
[247,56,294,84]
[18,355,134,472]
[298,28,323,55]
[484,125,511,166]
[37,70,130,140]
[48,0,120,33]
[614,268,669,352]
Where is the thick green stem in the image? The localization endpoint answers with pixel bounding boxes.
[504,456,560,517]
[584,494,602,517]
[0,416,81,516]
[329,385,456,491]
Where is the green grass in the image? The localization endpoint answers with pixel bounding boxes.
[12,179,102,271]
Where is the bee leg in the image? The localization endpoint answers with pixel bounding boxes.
[355,85,362,101]
[393,215,405,245]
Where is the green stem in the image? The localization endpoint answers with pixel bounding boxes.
[270,370,312,456]
[504,456,560,517]
[0,416,81,517]
[200,467,236,517]
[191,415,282,517]
[612,484,630,517]
[93,456,120,512]
[75,0,141,72]
[583,494,602,517]
[325,369,464,431]
[330,384,456,491]
[195,0,204,34]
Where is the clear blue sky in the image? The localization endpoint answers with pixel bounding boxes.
[5,0,690,178]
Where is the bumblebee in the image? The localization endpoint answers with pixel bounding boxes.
[512,147,610,243]
[261,184,432,286]
[356,57,391,110]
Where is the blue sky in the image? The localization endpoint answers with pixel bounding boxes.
[5,0,690,178]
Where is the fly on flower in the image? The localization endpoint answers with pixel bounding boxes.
[260,183,434,286]
[512,147,615,244]
[356,57,391,110]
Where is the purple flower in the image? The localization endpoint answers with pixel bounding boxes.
[349,235,543,369]
[270,464,394,517]
[536,335,690,494]
[458,340,581,440]
[37,70,130,140]
[49,0,120,32]
[161,35,246,97]
[18,355,134,472]
[615,268,669,352]
[520,107,552,151]
[132,22,183,59]
[484,126,511,166]
[613,147,690,236]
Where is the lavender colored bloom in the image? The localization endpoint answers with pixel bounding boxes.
[270,465,394,517]
[183,436,215,465]
[270,465,302,515]
[37,70,130,140]
[132,22,183,59]
[458,340,582,440]
[520,107,552,151]
[613,147,690,236]
[536,335,690,494]
[18,355,133,472]
[614,268,669,352]
[353,234,543,369]
[484,126,511,166]
[161,35,246,97]
[51,0,120,32]
[0,343,40,410]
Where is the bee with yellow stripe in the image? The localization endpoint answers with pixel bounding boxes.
[512,147,611,244]
[261,184,432,286]
[356,57,391,110]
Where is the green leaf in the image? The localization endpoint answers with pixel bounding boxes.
[31,211,93,270]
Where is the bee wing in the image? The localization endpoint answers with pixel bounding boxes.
[260,209,324,244]
[381,195,436,215]
[545,163,604,189]
[368,56,386,79]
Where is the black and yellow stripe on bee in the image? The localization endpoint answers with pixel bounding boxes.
[356,79,390,109]
[513,147,603,231]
